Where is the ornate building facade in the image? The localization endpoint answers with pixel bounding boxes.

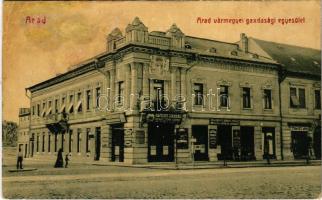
[17,17,321,164]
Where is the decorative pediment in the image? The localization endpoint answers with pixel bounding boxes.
[166,24,184,38]
[149,55,169,75]
[239,82,253,88]
[216,79,232,86]
[107,28,123,41]
[126,17,148,32]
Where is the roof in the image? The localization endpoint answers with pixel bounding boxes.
[185,36,276,64]
[251,38,321,76]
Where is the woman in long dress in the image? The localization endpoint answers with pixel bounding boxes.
[54,148,64,168]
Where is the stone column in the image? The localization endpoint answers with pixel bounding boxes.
[109,69,115,111]
[130,63,138,110]
[171,67,176,102]
[254,126,263,160]
[125,64,131,109]
[106,71,110,111]
[142,63,149,97]
[180,68,186,98]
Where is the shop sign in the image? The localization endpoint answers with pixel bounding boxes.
[209,129,217,149]
[176,128,188,149]
[146,113,182,124]
[209,118,240,126]
[290,126,310,131]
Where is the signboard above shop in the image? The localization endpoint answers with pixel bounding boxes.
[144,112,183,124]
[209,118,240,126]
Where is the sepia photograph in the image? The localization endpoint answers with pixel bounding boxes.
[2,1,321,199]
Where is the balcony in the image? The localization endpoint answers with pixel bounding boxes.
[45,112,69,134]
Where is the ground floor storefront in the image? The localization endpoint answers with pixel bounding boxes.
[26,114,321,164]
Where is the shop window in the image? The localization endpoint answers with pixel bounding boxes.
[193,83,203,105]
[315,90,321,109]
[69,129,73,153]
[77,128,81,153]
[242,87,251,108]
[54,133,58,152]
[220,85,229,107]
[290,87,306,108]
[48,134,51,152]
[36,134,39,152]
[42,134,45,152]
[86,128,90,153]
[86,90,92,110]
[264,89,272,109]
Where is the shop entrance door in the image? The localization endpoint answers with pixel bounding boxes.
[217,125,233,160]
[148,123,174,162]
[24,144,28,158]
[111,125,124,162]
[291,131,308,159]
[313,126,321,159]
[94,127,101,161]
[240,126,255,161]
[192,125,209,161]
[262,127,276,159]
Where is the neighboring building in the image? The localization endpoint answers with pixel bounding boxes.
[18,108,30,158]
[18,17,321,164]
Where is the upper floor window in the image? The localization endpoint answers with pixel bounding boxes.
[77,92,82,112]
[32,106,35,116]
[48,101,52,115]
[86,90,92,110]
[37,104,40,116]
[219,85,229,107]
[68,95,74,113]
[290,87,306,108]
[315,90,321,109]
[242,87,251,108]
[55,99,59,113]
[193,83,203,105]
[96,87,101,108]
[264,89,272,109]
[118,82,124,104]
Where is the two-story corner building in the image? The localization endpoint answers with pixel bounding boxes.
[247,38,321,160]
[17,108,30,158]
[19,17,321,164]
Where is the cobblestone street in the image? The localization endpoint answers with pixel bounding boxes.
[2,159,321,199]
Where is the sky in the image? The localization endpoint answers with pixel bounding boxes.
[3,1,320,122]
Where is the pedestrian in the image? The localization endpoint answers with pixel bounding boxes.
[65,154,69,168]
[16,148,23,170]
[54,148,64,168]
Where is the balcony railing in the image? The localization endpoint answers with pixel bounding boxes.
[148,35,170,47]
[45,112,68,124]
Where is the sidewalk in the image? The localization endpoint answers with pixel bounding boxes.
[93,159,321,170]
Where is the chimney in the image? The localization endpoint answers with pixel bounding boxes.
[240,33,248,53]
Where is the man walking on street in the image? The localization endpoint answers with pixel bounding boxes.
[16,148,23,170]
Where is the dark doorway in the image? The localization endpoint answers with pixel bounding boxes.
[192,125,209,161]
[262,127,276,159]
[291,131,308,159]
[240,126,255,161]
[111,124,124,162]
[24,144,28,158]
[95,127,101,161]
[313,126,321,159]
[217,125,233,160]
[148,123,174,162]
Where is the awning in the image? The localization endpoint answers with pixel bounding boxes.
[41,109,46,117]
[68,103,74,113]
[46,107,52,115]
[75,101,82,111]
[290,95,300,106]
[59,104,66,113]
